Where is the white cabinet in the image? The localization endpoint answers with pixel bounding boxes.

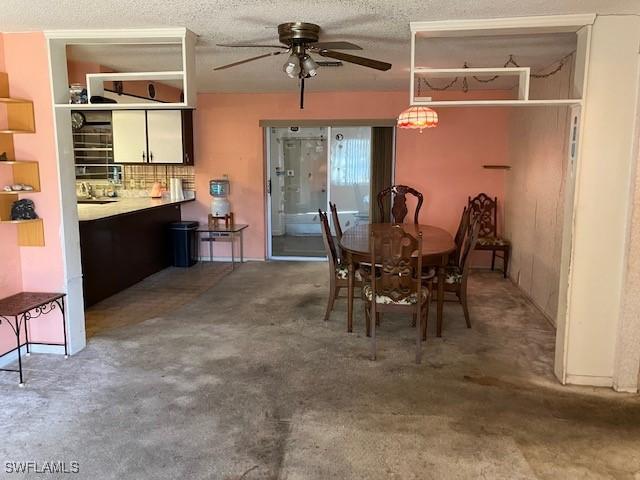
[146,110,184,164]
[111,110,193,165]
[112,111,147,163]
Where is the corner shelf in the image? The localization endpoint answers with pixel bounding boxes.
[0,72,44,247]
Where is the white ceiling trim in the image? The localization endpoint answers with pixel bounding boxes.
[410,13,597,35]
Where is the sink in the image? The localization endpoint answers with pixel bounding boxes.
[77,198,119,205]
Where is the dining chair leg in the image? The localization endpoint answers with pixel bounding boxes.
[422,298,429,341]
[460,285,471,328]
[411,313,417,327]
[375,312,381,327]
[365,303,371,337]
[491,250,496,271]
[324,282,337,322]
[436,266,445,337]
[503,247,510,279]
[370,305,377,361]
[415,306,422,364]
[347,257,354,333]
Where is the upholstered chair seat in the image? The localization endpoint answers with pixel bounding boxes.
[336,264,364,282]
[477,236,510,247]
[362,284,428,305]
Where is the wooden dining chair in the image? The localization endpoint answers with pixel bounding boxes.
[329,202,343,241]
[363,225,431,363]
[451,206,471,266]
[377,185,424,224]
[431,220,481,331]
[319,209,363,322]
[468,193,510,278]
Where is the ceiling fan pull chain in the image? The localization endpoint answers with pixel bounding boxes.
[300,76,305,110]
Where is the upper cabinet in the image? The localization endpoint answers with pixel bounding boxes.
[112,110,193,165]
[112,111,147,163]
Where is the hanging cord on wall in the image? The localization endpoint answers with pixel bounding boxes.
[418,51,576,93]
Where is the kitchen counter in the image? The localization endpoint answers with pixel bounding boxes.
[77,192,196,222]
[77,191,196,307]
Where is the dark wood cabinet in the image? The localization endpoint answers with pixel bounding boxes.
[182,110,194,165]
[79,203,182,307]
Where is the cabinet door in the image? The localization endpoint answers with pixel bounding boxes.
[112,111,148,163]
[146,110,184,164]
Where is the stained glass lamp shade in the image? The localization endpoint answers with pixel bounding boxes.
[397,106,438,132]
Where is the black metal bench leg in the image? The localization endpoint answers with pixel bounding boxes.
[58,298,68,358]
[15,316,24,387]
[24,312,30,356]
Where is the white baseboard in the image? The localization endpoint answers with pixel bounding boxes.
[565,373,613,388]
[0,346,27,369]
[612,382,639,393]
[30,344,67,355]
[0,344,67,369]
[198,257,264,262]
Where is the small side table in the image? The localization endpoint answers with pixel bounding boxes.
[197,224,248,270]
[0,292,68,386]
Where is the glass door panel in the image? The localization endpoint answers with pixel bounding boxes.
[329,127,372,232]
[269,127,328,258]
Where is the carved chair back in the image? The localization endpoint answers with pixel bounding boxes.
[319,210,339,272]
[377,185,424,224]
[370,225,423,303]
[468,193,497,238]
[329,202,343,241]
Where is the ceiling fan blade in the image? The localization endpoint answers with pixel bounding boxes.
[217,43,287,49]
[312,41,362,50]
[316,49,392,71]
[213,51,285,71]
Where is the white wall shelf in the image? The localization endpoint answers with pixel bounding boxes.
[409,15,593,107]
[54,103,194,111]
[86,71,184,99]
[411,99,583,107]
[414,66,531,101]
[47,28,196,110]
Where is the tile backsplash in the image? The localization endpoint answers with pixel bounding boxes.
[75,164,195,197]
[122,165,195,191]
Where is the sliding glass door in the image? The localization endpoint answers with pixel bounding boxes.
[268,127,328,258]
[267,125,383,260]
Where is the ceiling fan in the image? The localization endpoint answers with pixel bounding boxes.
[214,22,392,108]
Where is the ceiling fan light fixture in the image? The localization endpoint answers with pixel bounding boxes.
[397,106,438,133]
[283,53,302,78]
[301,54,318,77]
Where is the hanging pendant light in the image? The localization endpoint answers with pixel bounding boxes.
[397,106,438,133]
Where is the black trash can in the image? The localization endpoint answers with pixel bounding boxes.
[169,221,199,267]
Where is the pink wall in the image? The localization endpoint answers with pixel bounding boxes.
[0,34,24,355]
[0,33,66,356]
[183,90,510,259]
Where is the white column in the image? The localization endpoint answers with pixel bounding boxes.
[555,15,640,387]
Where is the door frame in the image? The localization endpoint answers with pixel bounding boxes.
[265,126,331,261]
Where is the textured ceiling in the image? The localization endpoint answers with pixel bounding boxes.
[1,0,638,93]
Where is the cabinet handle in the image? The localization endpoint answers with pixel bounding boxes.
[150,152,154,162]
[142,151,146,162]
[185,153,189,164]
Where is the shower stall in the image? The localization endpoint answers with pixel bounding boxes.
[267,125,379,259]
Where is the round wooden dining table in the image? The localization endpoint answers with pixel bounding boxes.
[339,223,456,337]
